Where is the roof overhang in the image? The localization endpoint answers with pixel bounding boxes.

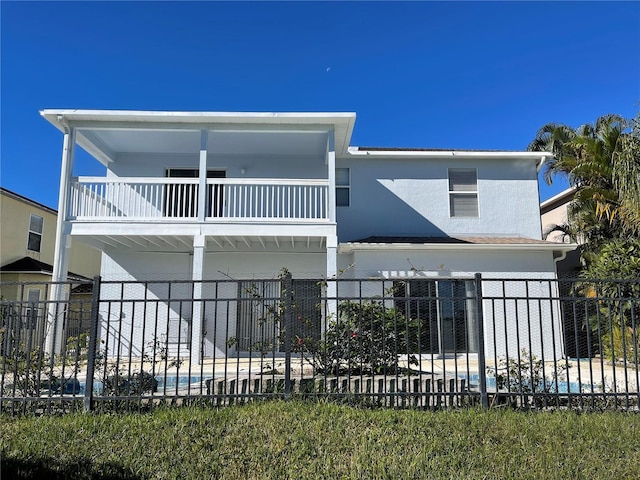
[540,186,577,213]
[339,240,578,254]
[0,269,90,282]
[347,147,554,171]
[40,109,357,164]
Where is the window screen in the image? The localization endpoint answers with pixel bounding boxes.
[448,169,478,217]
[336,168,350,207]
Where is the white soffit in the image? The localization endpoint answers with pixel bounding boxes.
[40,109,357,162]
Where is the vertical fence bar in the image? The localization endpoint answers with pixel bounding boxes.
[84,276,102,412]
[283,272,293,400]
[474,273,488,408]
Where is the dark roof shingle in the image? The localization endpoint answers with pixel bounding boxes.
[1,257,90,281]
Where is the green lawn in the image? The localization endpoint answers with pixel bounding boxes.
[2,401,640,479]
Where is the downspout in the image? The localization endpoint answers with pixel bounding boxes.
[553,249,568,264]
[536,154,548,173]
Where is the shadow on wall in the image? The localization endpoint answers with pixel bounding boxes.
[337,177,448,241]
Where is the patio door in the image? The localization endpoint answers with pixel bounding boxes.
[236,279,321,352]
[394,279,477,355]
[164,169,225,218]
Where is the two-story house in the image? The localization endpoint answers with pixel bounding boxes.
[41,110,575,362]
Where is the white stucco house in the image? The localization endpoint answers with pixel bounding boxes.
[42,109,576,362]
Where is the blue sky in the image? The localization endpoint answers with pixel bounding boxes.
[2,1,639,210]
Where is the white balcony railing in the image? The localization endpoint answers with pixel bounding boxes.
[68,177,330,222]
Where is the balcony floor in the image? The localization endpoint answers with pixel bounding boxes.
[72,230,332,253]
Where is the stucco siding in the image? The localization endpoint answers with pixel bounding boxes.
[347,248,562,360]
[108,153,327,180]
[336,156,542,242]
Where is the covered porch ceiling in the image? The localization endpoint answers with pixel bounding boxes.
[40,110,357,165]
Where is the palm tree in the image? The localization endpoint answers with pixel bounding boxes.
[611,112,640,235]
[528,114,634,251]
[528,123,579,185]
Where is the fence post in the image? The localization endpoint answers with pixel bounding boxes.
[84,276,101,413]
[283,272,293,400]
[474,273,489,408]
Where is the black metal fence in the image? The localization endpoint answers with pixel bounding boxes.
[1,274,639,415]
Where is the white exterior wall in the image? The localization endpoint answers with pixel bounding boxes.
[99,250,328,358]
[336,156,543,242]
[109,153,327,179]
[345,248,563,360]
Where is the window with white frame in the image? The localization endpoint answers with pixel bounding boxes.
[27,214,44,252]
[336,168,350,207]
[448,168,478,217]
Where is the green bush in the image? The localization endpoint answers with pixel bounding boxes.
[487,349,570,406]
[299,299,418,375]
[602,326,640,363]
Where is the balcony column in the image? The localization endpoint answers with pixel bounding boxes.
[190,234,206,365]
[47,125,76,355]
[198,130,209,221]
[326,132,336,223]
[325,235,338,329]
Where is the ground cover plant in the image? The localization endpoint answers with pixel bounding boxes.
[2,401,640,479]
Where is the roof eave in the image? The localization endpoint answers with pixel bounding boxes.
[338,242,578,254]
[347,147,553,161]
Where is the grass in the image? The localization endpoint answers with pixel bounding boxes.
[1,401,640,479]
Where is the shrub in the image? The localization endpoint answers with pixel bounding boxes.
[102,371,158,396]
[602,326,640,364]
[299,299,418,376]
[487,349,570,406]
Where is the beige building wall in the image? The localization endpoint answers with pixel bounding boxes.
[0,188,101,281]
[540,188,576,244]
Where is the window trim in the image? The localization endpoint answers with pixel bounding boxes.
[336,167,350,207]
[448,168,479,218]
[27,214,44,252]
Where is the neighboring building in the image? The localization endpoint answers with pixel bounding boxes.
[540,187,581,275]
[0,186,101,300]
[41,109,576,361]
[1,187,102,350]
[540,187,576,243]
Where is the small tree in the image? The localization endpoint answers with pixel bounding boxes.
[299,299,419,376]
[580,239,640,363]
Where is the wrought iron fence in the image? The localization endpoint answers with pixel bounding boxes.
[1,274,639,415]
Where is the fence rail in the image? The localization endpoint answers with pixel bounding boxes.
[1,275,639,415]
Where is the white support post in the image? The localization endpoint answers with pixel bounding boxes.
[326,132,336,223]
[198,130,208,221]
[190,234,206,365]
[47,126,76,355]
[325,235,338,331]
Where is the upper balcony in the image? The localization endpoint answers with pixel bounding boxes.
[42,110,356,241]
[68,176,330,223]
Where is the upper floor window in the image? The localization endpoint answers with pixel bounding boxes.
[448,168,478,217]
[336,168,350,207]
[27,214,43,252]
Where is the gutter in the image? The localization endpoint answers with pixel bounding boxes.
[347,147,555,161]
